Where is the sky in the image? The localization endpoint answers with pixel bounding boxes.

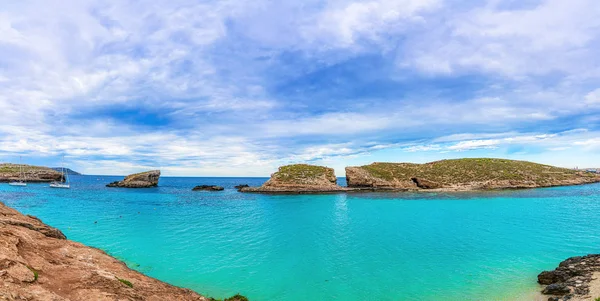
[0,0,599,176]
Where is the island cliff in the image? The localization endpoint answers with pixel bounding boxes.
[346,158,600,191]
[240,164,348,193]
[107,170,160,188]
[0,163,63,183]
[0,201,248,300]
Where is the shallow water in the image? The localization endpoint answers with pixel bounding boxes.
[2,176,599,300]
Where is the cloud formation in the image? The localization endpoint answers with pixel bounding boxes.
[1,0,599,175]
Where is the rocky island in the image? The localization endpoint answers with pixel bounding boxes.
[538,254,600,300]
[240,159,600,194]
[346,158,600,191]
[0,163,63,183]
[240,164,349,193]
[0,201,247,301]
[107,170,160,188]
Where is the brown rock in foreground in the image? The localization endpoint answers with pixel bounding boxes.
[0,163,63,183]
[107,170,160,188]
[241,164,349,193]
[346,158,600,191]
[0,201,248,301]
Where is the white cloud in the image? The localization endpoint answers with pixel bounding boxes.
[404,0,600,77]
[447,139,500,151]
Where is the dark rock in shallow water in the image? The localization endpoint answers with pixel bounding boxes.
[192,185,224,191]
[538,254,600,298]
[542,283,571,295]
[106,170,160,188]
[234,184,249,190]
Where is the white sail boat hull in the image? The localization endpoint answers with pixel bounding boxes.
[9,182,27,186]
[49,182,70,188]
[50,156,70,189]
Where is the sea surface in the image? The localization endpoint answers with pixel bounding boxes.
[2,176,600,300]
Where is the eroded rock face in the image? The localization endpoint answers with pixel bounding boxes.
[345,166,416,190]
[241,164,348,193]
[107,170,160,188]
[192,185,224,191]
[0,201,219,300]
[538,254,600,299]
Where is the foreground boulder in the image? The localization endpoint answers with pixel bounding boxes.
[346,158,600,191]
[0,163,63,183]
[241,164,347,193]
[0,201,246,300]
[192,185,224,191]
[107,170,160,188]
[538,254,600,299]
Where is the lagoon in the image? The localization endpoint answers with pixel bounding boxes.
[2,176,600,300]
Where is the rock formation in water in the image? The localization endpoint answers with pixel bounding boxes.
[234,184,249,191]
[107,170,160,188]
[240,164,347,193]
[0,201,250,300]
[0,163,63,183]
[192,185,224,191]
[346,158,600,191]
[538,254,600,300]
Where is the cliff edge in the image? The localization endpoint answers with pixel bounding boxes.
[107,170,160,188]
[346,158,600,191]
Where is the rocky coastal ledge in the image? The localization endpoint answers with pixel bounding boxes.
[538,254,600,300]
[107,170,160,188]
[240,164,350,193]
[0,201,248,301]
[0,163,63,183]
[0,201,241,300]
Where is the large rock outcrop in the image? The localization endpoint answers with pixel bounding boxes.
[538,254,600,300]
[107,170,160,188]
[0,201,225,300]
[0,164,63,183]
[241,164,347,193]
[346,158,600,191]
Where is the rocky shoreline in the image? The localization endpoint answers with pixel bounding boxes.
[538,254,600,300]
[0,163,63,183]
[240,159,600,194]
[0,201,247,301]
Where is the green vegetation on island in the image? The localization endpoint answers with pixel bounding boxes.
[346,158,600,190]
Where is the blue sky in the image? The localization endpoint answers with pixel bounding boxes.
[0,0,600,176]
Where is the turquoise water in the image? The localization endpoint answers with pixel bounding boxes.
[2,176,600,300]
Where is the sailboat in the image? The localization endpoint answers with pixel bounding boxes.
[8,157,27,186]
[50,157,70,189]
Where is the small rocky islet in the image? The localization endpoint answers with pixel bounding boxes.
[192,185,224,191]
[106,170,160,188]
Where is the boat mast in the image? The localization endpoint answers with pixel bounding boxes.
[19,156,24,182]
